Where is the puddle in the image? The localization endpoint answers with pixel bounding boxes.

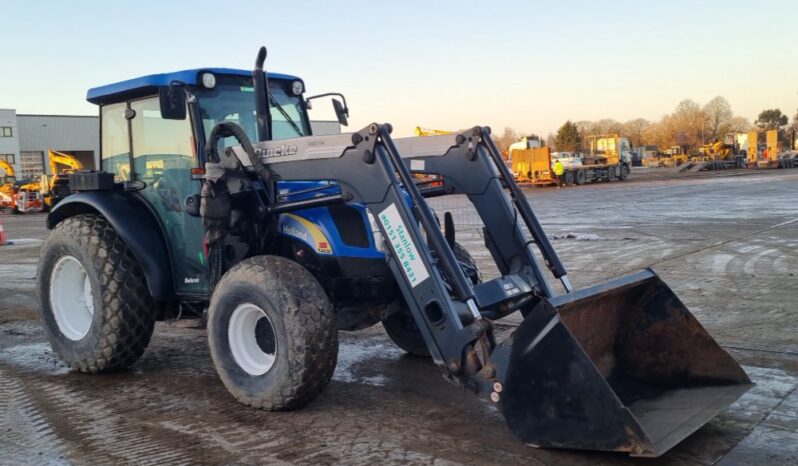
[549,232,637,241]
[333,337,403,386]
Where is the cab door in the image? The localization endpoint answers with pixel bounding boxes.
[128,96,208,296]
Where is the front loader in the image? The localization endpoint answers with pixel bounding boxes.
[39,46,750,458]
[226,122,750,457]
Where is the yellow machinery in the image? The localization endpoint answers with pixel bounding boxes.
[41,149,84,209]
[760,129,779,167]
[512,134,632,185]
[48,149,84,174]
[15,149,85,212]
[586,134,626,165]
[0,159,17,209]
[751,130,783,168]
[686,134,748,170]
[415,127,453,137]
[747,131,758,166]
[659,146,688,167]
[510,145,554,183]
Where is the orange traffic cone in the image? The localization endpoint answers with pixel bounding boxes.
[0,219,6,246]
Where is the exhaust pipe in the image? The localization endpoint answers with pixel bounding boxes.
[253,46,271,142]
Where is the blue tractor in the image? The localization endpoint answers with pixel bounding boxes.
[38,47,751,457]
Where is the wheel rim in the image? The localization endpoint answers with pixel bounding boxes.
[49,255,95,341]
[228,303,277,376]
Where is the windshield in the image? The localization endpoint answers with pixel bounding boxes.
[197,74,311,148]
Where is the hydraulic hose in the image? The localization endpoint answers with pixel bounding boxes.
[202,121,264,288]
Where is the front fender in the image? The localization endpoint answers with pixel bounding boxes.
[47,191,174,301]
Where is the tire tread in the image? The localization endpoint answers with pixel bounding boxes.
[40,214,155,373]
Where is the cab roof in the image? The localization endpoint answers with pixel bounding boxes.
[86,68,301,105]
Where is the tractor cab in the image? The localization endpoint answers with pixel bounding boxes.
[86,69,350,296]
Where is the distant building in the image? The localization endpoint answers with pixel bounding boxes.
[0,109,99,180]
[0,109,21,173]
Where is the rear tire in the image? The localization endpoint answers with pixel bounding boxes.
[607,166,617,181]
[563,171,575,186]
[383,242,481,357]
[37,214,156,372]
[208,255,337,410]
[382,310,429,357]
[575,170,587,185]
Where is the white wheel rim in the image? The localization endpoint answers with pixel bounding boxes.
[49,255,94,341]
[228,303,277,376]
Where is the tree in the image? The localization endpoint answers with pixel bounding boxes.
[702,96,733,141]
[788,110,798,150]
[670,99,705,147]
[726,116,754,133]
[574,120,594,137]
[592,118,623,135]
[554,121,581,152]
[545,133,556,149]
[493,127,520,154]
[755,109,788,131]
[622,118,650,147]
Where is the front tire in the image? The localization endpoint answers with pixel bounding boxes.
[383,242,481,357]
[208,255,337,410]
[619,164,630,181]
[37,214,156,372]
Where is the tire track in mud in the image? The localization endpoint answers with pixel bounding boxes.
[0,326,539,466]
[32,381,195,465]
[0,368,68,465]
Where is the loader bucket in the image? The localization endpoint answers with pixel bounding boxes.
[499,269,751,457]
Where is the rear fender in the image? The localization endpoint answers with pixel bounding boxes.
[46,191,174,301]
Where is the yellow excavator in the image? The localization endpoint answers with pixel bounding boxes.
[15,149,84,213]
[0,159,17,210]
[41,149,84,209]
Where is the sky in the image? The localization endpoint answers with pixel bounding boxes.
[1,0,796,137]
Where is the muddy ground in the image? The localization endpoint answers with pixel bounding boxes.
[1,167,796,465]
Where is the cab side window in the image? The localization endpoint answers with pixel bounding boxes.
[130,97,195,181]
[101,103,131,182]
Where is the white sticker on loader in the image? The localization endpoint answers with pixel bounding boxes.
[379,203,430,287]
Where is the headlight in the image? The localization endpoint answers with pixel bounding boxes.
[200,72,216,89]
[291,80,304,95]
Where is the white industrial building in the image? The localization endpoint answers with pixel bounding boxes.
[0,109,99,180]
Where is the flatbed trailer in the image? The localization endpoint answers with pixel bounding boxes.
[560,161,629,185]
[511,145,630,186]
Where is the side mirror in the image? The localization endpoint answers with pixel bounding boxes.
[159,86,187,120]
[333,98,348,126]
